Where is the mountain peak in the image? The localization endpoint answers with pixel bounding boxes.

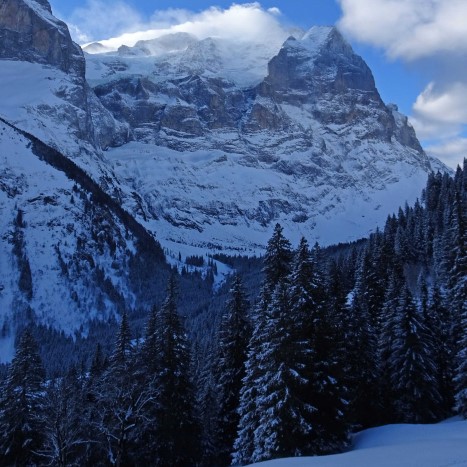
[281,25,353,61]
[302,25,337,45]
[265,24,376,99]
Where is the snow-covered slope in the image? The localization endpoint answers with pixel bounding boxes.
[251,418,467,467]
[0,118,165,359]
[0,1,168,351]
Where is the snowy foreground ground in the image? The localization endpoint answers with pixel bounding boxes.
[251,418,467,466]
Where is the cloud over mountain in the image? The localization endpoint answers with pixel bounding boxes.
[64,1,289,50]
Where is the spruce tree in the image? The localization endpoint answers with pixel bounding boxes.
[299,242,348,453]
[233,224,292,466]
[455,299,467,417]
[39,368,87,466]
[449,163,467,349]
[389,285,441,422]
[135,304,160,464]
[152,275,200,466]
[424,284,454,416]
[346,250,381,427]
[214,275,250,466]
[263,223,294,290]
[94,312,149,466]
[0,329,46,465]
[453,167,467,416]
[378,263,406,423]
[345,293,380,427]
[252,280,314,463]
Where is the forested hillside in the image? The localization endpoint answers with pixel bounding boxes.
[0,161,465,465]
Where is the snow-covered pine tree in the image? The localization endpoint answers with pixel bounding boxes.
[454,161,467,418]
[378,262,406,423]
[93,312,151,466]
[198,367,219,466]
[109,311,132,372]
[449,163,467,343]
[39,367,87,465]
[214,275,250,466]
[262,224,294,291]
[455,297,467,417]
[389,285,441,422]
[0,329,46,465]
[81,343,109,465]
[252,279,314,463]
[421,282,454,417]
[300,242,349,453]
[136,305,160,464]
[151,275,201,466]
[233,224,293,466]
[345,288,380,427]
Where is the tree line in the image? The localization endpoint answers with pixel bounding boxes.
[0,160,465,466]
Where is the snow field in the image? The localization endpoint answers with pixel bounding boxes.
[251,418,467,466]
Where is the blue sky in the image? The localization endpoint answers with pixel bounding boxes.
[50,0,467,169]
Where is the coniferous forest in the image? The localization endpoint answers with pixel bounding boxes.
[0,161,466,466]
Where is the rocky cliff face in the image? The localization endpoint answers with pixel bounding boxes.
[86,26,441,252]
[88,27,426,160]
[0,0,127,155]
[0,0,84,75]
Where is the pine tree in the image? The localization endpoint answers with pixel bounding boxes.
[0,329,46,465]
[345,292,380,427]
[378,263,406,423]
[345,248,382,427]
[252,280,314,462]
[214,275,250,466]
[455,299,467,417]
[298,241,348,453]
[198,367,219,467]
[81,344,108,465]
[39,368,87,466]
[453,160,467,416]
[135,304,160,464]
[263,224,294,291]
[423,284,454,416]
[389,285,441,422]
[152,275,201,466]
[233,224,293,466]
[450,163,467,349]
[110,311,132,371]
[94,312,150,466]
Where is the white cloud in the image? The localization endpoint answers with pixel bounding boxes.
[425,138,467,169]
[337,0,467,60]
[409,115,461,142]
[410,82,467,168]
[267,7,282,16]
[413,82,467,124]
[64,1,288,50]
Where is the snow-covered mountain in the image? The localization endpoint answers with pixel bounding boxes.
[0,0,447,340]
[86,22,445,253]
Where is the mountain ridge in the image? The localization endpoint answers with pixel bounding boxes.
[0,0,450,341]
